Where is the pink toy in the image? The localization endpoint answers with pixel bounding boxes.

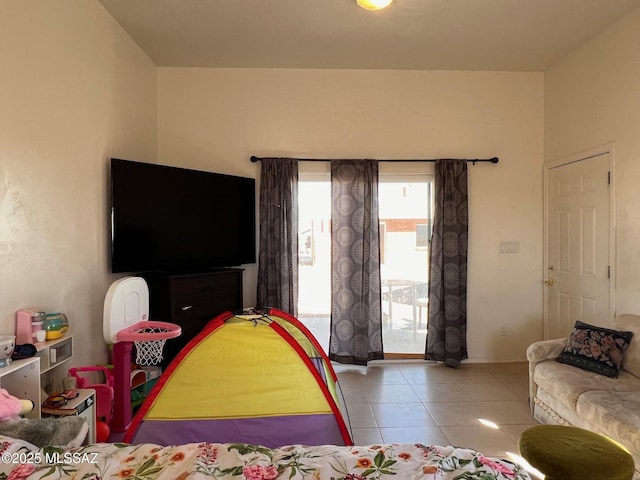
[68,366,114,425]
[0,388,33,421]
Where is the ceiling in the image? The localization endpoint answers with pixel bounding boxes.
[97,0,640,71]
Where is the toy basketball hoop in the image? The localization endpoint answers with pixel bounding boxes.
[103,276,181,365]
[117,321,181,366]
[104,276,184,434]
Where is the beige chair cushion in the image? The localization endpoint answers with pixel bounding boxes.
[533,360,640,413]
[614,314,640,378]
[576,390,640,457]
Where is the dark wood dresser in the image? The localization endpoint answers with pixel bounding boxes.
[144,269,243,367]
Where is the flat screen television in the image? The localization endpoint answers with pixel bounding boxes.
[110,158,256,273]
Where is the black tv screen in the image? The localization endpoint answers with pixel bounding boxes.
[110,158,256,273]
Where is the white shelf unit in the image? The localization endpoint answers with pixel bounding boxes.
[0,357,41,419]
[0,335,73,419]
[37,335,73,395]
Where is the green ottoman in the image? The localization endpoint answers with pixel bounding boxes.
[518,425,635,480]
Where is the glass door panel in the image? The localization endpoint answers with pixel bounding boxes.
[379,176,432,355]
[297,171,433,357]
[297,177,331,353]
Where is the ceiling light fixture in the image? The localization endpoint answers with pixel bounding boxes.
[357,0,394,11]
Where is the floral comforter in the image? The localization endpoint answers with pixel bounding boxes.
[0,436,532,480]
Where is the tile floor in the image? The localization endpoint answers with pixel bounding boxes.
[335,361,538,459]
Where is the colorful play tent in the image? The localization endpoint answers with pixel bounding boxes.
[124,308,353,447]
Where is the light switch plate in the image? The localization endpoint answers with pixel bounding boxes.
[499,241,520,254]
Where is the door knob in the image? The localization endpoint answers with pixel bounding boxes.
[544,278,554,286]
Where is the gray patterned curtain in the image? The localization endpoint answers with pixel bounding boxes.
[425,159,468,367]
[256,158,298,315]
[329,160,384,365]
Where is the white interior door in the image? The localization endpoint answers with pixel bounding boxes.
[544,147,613,339]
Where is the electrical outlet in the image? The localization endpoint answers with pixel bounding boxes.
[499,241,520,254]
[500,326,508,336]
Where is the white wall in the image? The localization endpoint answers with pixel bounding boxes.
[0,1,157,368]
[158,68,544,362]
[0,2,548,365]
[545,6,640,317]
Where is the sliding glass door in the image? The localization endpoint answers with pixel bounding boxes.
[297,166,433,357]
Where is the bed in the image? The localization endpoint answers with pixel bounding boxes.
[0,435,533,480]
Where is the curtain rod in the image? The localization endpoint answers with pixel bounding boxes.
[250,155,499,165]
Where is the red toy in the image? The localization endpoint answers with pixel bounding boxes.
[96,419,110,442]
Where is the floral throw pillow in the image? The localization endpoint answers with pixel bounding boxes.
[556,321,634,378]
